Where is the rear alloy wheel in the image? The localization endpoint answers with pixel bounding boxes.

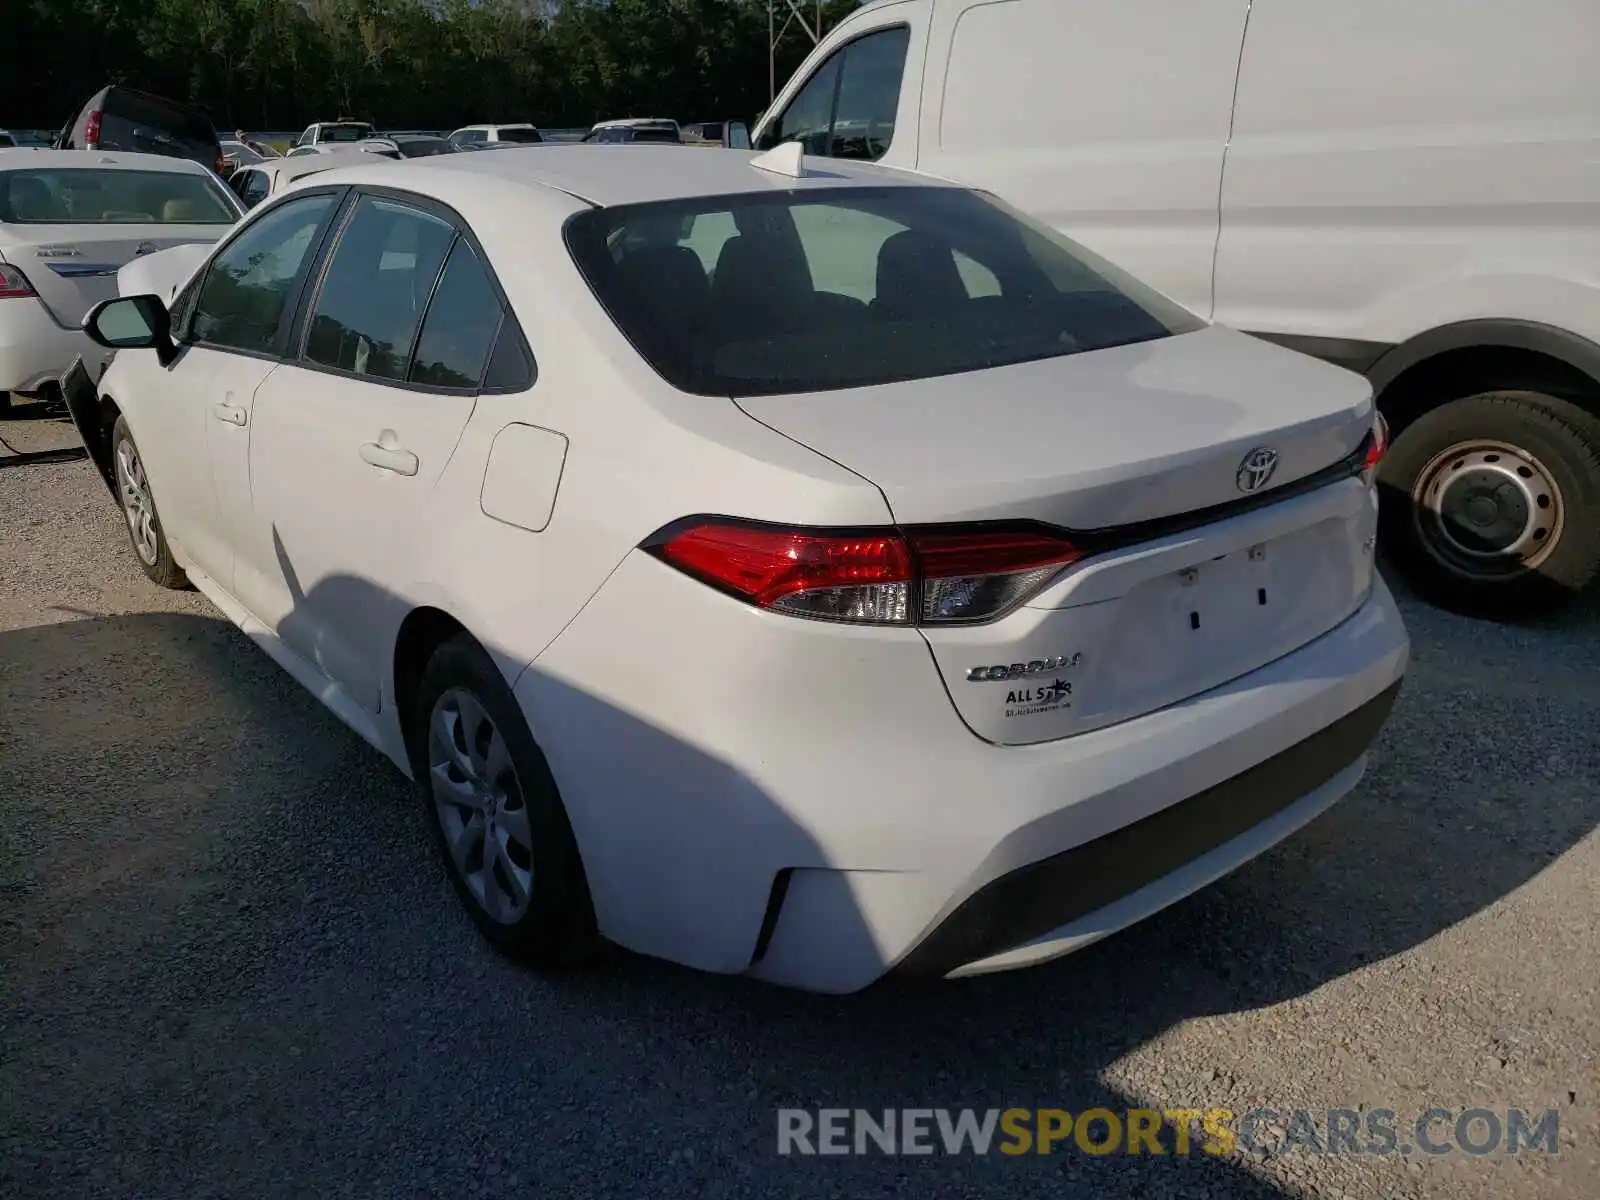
[413,634,596,964]
[1378,390,1600,617]
[111,416,188,589]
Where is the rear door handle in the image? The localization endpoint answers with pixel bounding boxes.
[211,402,247,426]
[359,439,419,477]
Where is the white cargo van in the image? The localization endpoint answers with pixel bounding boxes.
[751,0,1600,617]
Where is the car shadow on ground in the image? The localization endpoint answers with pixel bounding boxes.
[1,573,1596,1196]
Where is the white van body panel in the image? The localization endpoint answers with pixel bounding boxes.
[1215,0,1600,347]
[757,0,1600,349]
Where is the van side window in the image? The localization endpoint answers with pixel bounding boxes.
[761,25,910,162]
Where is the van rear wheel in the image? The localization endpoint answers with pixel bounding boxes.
[1378,390,1600,617]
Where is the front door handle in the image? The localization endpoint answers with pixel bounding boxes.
[211,402,247,426]
[359,436,419,477]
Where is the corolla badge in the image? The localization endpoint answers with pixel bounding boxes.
[1236,446,1280,493]
[966,653,1084,682]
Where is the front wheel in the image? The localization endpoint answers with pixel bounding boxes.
[110,416,188,589]
[1378,390,1600,617]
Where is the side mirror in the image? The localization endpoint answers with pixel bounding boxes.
[84,294,178,366]
[722,121,751,150]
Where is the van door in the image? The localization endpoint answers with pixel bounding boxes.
[915,0,1251,319]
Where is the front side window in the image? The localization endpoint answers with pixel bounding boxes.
[0,168,236,224]
[453,129,487,146]
[303,196,456,382]
[760,26,909,161]
[566,185,1203,397]
[189,192,336,354]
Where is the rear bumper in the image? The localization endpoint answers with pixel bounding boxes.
[0,298,107,393]
[521,552,1409,993]
[890,681,1399,980]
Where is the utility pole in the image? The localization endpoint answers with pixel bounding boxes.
[768,0,827,105]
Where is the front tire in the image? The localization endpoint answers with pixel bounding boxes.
[1378,390,1600,617]
[411,634,597,965]
[110,415,188,589]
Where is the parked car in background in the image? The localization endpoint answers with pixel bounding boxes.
[292,120,377,150]
[219,138,281,172]
[0,129,54,148]
[583,119,682,145]
[54,86,227,177]
[447,124,544,150]
[754,0,1600,617]
[226,149,394,210]
[387,134,455,159]
[0,149,239,411]
[70,145,1404,992]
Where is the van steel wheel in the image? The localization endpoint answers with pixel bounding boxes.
[412,633,596,963]
[1378,390,1600,617]
[110,416,189,589]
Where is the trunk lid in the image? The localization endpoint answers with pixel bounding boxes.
[1,227,219,325]
[734,326,1380,745]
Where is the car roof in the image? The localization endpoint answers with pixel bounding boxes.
[265,150,389,180]
[0,149,216,175]
[308,144,939,209]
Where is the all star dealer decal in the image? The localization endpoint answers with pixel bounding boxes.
[1005,678,1073,718]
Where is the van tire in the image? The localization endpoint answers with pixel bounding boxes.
[1378,390,1600,617]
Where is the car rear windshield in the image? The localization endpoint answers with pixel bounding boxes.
[496,128,543,143]
[0,168,236,224]
[103,91,215,144]
[564,186,1204,397]
[321,124,373,142]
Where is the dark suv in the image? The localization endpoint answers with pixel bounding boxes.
[56,86,226,176]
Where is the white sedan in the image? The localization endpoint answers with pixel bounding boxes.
[68,145,1408,992]
[0,149,241,411]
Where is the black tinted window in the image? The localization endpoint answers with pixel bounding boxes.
[496,128,543,144]
[410,239,504,389]
[566,187,1203,398]
[763,26,908,161]
[190,193,334,353]
[304,196,455,381]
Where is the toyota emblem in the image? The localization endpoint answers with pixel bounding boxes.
[1236,447,1280,493]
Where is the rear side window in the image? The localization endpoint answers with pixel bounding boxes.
[565,186,1203,397]
[304,196,455,381]
[496,128,543,144]
[761,26,909,161]
[409,240,504,389]
[0,168,236,224]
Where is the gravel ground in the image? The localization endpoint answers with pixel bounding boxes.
[2,405,1597,1199]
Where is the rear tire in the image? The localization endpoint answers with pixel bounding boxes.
[1378,390,1600,617]
[110,416,189,589]
[411,633,597,966]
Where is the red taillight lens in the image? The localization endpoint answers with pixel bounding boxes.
[657,523,913,623]
[215,148,228,175]
[84,109,101,148]
[1363,412,1390,483]
[0,264,36,299]
[651,522,1081,626]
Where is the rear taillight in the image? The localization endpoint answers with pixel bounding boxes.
[0,264,36,299]
[214,148,228,175]
[650,521,1082,626]
[84,109,101,149]
[1363,411,1390,485]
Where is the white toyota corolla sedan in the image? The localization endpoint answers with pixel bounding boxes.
[67,145,1408,993]
[0,149,241,412]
